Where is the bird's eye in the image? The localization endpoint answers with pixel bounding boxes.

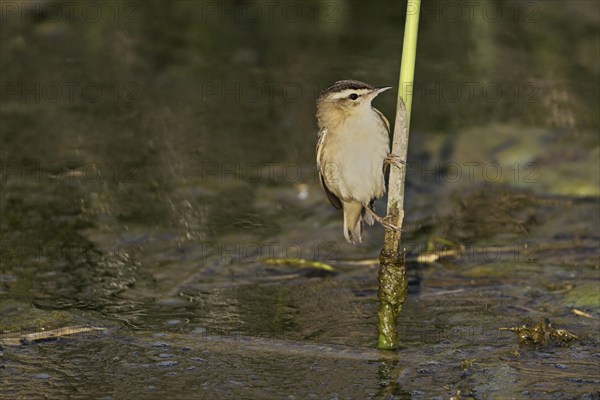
[349,93,358,100]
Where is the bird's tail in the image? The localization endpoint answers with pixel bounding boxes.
[343,201,364,244]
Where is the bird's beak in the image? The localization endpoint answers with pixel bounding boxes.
[368,86,392,99]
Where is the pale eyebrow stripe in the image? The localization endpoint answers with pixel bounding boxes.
[331,88,371,99]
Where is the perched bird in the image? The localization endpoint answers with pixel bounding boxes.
[316,79,400,244]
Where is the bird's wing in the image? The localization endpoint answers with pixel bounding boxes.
[316,127,327,165]
[320,173,343,210]
[373,107,390,133]
[316,127,342,210]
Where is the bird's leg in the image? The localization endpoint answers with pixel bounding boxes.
[363,206,402,232]
[383,153,405,174]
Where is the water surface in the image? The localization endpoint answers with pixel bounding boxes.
[1,1,599,398]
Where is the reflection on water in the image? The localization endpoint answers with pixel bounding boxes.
[1,0,599,398]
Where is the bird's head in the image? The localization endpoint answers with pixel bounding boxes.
[316,79,391,126]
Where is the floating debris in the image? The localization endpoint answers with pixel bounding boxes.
[572,309,594,318]
[499,318,579,347]
[263,257,335,272]
[1,325,105,346]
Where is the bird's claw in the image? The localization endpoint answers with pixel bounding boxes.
[385,154,405,169]
[364,207,402,232]
[379,215,402,232]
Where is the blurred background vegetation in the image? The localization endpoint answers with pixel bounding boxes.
[0,1,598,396]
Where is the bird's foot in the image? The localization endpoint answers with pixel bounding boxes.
[363,206,402,232]
[384,153,405,169]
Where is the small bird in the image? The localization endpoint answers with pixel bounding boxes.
[316,79,401,244]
